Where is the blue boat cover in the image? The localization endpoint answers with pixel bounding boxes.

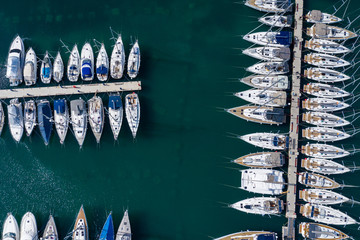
[273,136,279,146]
[97,65,108,75]
[99,213,114,240]
[82,60,92,78]
[37,101,53,145]
[54,99,66,114]
[275,32,292,46]
[109,95,121,110]
[258,234,277,240]
[42,67,51,78]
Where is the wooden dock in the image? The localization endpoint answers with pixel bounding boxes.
[0,81,142,100]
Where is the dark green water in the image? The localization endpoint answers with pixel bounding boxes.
[0,0,360,239]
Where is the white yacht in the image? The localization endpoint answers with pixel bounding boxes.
[8,98,24,143]
[110,35,126,79]
[247,61,288,75]
[235,89,287,107]
[88,96,104,143]
[2,213,19,240]
[125,93,140,138]
[307,23,357,41]
[67,45,80,82]
[108,94,123,140]
[230,197,283,215]
[240,132,289,150]
[24,100,36,136]
[96,43,109,81]
[20,212,37,240]
[240,75,289,90]
[303,83,350,99]
[81,43,94,81]
[298,172,341,189]
[300,203,358,225]
[243,46,290,61]
[40,51,52,84]
[42,215,58,240]
[301,158,351,175]
[299,222,350,240]
[245,0,291,12]
[302,98,349,112]
[54,99,69,144]
[23,48,37,86]
[240,169,285,195]
[215,231,277,240]
[73,206,88,240]
[301,143,350,159]
[304,68,350,83]
[226,106,286,125]
[259,15,292,27]
[70,99,87,147]
[305,10,342,24]
[0,103,4,136]
[305,38,351,54]
[127,40,140,79]
[6,35,25,86]
[299,189,350,205]
[233,151,285,168]
[243,31,292,47]
[302,127,351,142]
[304,53,350,68]
[302,112,350,127]
[115,210,131,240]
[53,51,64,83]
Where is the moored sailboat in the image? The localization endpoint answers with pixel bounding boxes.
[53,52,64,83]
[226,106,286,125]
[115,210,131,240]
[240,169,285,195]
[24,100,36,137]
[72,206,88,240]
[125,93,140,138]
[81,43,94,81]
[299,222,350,240]
[110,35,126,79]
[0,103,4,136]
[230,197,283,215]
[302,112,350,127]
[67,45,80,82]
[42,215,58,240]
[301,158,351,175]
[99,213,114,240]
[108,94,123,140]
[37,99,53,145]
[299,188,350,205]
[215,231,277,240]
[233,152,285,168]
[8,98,24,143]
[54,99,69,144]
[40,52,52,84]
[88,96,104,143]
[70,99,87,147]
[301,143,350,159]
[298,172,341,189]
[127,40,140,79]
[96,43,109,81]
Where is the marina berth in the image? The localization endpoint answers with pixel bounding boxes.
[67,45,80,82]
[0,103,4,136]
[230,197,283,216]
[110,35,126,79]
[53,52,64,83]
[299,189,350,205]
[23,47,37,86]
[20,212,37,240]
[96,43,109,81]
[305,38,351,54]
[305,10,342,24]
[54,99,69,144]
[243,31,292,47]
[246,61,289,75]
[301,158,350,175]
[242,46,290,62]
[42,215,58,240]
[298,172,341,189]
[302,112,350,127]
[2,213,19,240]
[302,98,349,112]
[99,213,114,240]
[73,206,88,240]
[234,89,287,107]
[40,51,53,84]
[240,132,289,150]
[304,68,350,83]
[245,0,291,13]
[108,94,123,140]
[302,127,351,142]
[24,100,36,136]
[240,169,285,195]
[303,83,350,99]
[81,43,94,81]
[125,93,140,138]
[7,98,24,143]
[240,75,289,90]
[226,106,286,125]
[127,40,140,79]
[304,53,350,68]
[37,99,53,146]
[307,23,357,41]
[70,99,87,147]
[259,15,292,28]
[299,222,350,240]
[115,210,131,240]
[233,151,285,168]
[301,143,350,159]
[88,96,105,143]
[6,35,25,87]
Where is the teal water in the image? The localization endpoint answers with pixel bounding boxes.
[0,0,360,239]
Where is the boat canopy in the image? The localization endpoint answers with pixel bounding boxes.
[265,108,285,123]
[8,57,20,77]
[42,67,51,78]
[274,47,291,60]
[82,60,92,78]
[310,10,322,21]
[54,99,66,114]
[257,234,277,240]
[315,23,328,37]
[71,99,85,115]
[109,95,121,110]
[276,31,292,46]
[97,65,108,75]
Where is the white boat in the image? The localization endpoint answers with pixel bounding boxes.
[88,96,104,143]
[23,48,37,86]
[81,43,94,81]
[298,172,341,189]
[305,38,351,54]
[54,99,69,144]
[70,99,87,147]
[302,98,349,112]
[20,212,37,240]
[301,143,350,159]
[96,43,109,81]
[230,197,283,215]
[299,189,350,205]
[304,53,350,68]
[24,100,36,136]
[299,222,350,240]
[300,203,358,225]
[302,127,351,142]
[240,169,285,195]
[72,206,88,240]
[115,210,131,240]
[2,213,19,240]
[7,98,23,143]
[259,15,292,27]
[245,0,291,13]
[127,40,140,79]
[233,151,285,168]
[301,158,351,175]
[6,35,25,86]
[42,215,58,240]
[240,132,289,150]
[243,46,290,61]
[53,52,64,83]
[305,10,342,24]
[247,62,289,75]
[67,45,80,82]
[125,93,140,138]
[40,51,52,84]
[302,112,350,127]
[307,23,357,41]
[235,89,287,107]
[240,75,289,90]
[226,106,286,125]
[0,103,4,136]
[303,83,350,99]
[304,68,350,83]
[243,31,292,47]
[110,35,126,79]
[108,94,123,140]
[215,231,277,240]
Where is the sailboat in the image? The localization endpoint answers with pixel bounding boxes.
[6,35,25,86]
[72,206,88,240]
[2,213,19,240]
[24,100,36,136]
[40,51,52,84]
[302,112,350,127]
[108,94,123,140]
[23,47,37,86]
[245,0,291,12]
[240,132,289,150]
[96,43,109,81]
[125,93,140,138]
[0,103,4,136]
[127,40,140,79]
[226,106,286,125]
[42,215,58,240]
[53,51,64,83]
[81,43,94,81]
[305,38,351,54]
[215,231,277,240]
[307,23,357,41]
[303,83,350,99]
[240,75,289,90]
[304,68,350,83]
[37,99,53,145]
[110,35,125,79]
[235,89,287,107]
[88,96,104,143]
[70,99,87,147]
[299,222,350,240]
[233,152,285,168]
[299,188,350,205]
[243,31,292,47]
[99,213,114,240]
[301,143,350,159]
[259,15,292,27]
[298,172,341,189]
[302,98,349,112]
[301,158,351,175]
[230,197,283,215]
[240,169,285,195]
[115,210,131,240]
[305,10,342,24]
[8,98,24,143]
[304,53,350,68]
[302,127,351,142]
[20,212,37,240]
[54,99,69,144]
[67,45,80,82]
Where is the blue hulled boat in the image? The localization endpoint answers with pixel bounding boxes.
[99,213,114,240]
[37,100,53,145]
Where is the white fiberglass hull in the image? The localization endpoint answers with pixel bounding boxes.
[2,213,19,240]
[53,52,64,82]
[96,44,109,81]
[81,43,94,81]
[125,93,140,138]
[8,99,24,143]
[20,212,37,240]
[67,45,80,82]
[24,100,36,136]
[6,35,25,86]
[111,36,126,79]
[23,48,37,86]
[127,41,140,79]
[88,96,104,143]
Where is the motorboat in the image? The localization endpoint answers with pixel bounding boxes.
[23,47,37,86]
[305,10,342,24]
[72,206,88,240]
[42,215,58,240]
[53,51,64,83]
[299,189,350,205]
[88,96,104,143]
[245,0,291,12]
[259,15,292,27]
[243,31,292,47]
[110,35,125,79]
[7,98,24,143]
[299,222,350,240]
[226,106,286,125]
[305,38,351,54]
[302,112,350,127]
[96,43,109,81]
[0,103,4,136]
[298,172,341,189]
[301,158,350,175]
[24,100,36,136]
[54,99,69,144]
[127,40,140,79]
[247,62,289,75]
[99,213,114,240]
[240,75,289,90]
[37,99,53,145]
[301,143,350,159]
[304,68,350,83]
[303,83,350,99]
[40,51,52,84]
[6,35,25,86]
[302,127,351,142]
[2,213,19,240]
[81,43,94,81]
[240,169,285,195]
[235,90,287,107]
[20,212,37,240]
[108,94,123,140]
[215,231,277,240]
[125,93,140,138]
[233,152,285,168]
[300,203,358,225]
[243,46,290,61]
[231,197,283,216]
[70,99,87,147]
[240,132,289,150]
[67,45,80,82]
[307,23,357,41]
[302,98,349,112]
[304,53,350,68]
[115,210,131,240]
